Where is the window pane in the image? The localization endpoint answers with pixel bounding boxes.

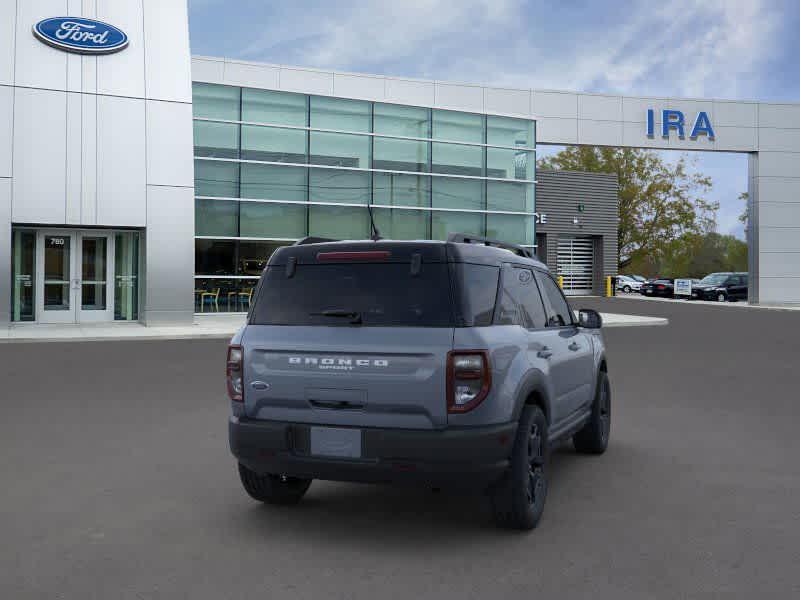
[241,125,306,163]
[486,214,532,245]
[486,148,533,180]
[239,202,306,239]
[456,264,499,326]
[239,241,287,275]
[193,121,239,158]
[431,177,483,210]
[309,206,369,239]
[496,267,546,328]
[487,181,534,212]
[431,211,483,240]
[114,232,139,321]
[374,103,429,137]
[431,142,483,176]
[373,208,430,240]
[195,199,238,237]
[240,163,307,201]
[242,88,306,126]
[373,137,428,172]
[487,116,534,148]
[310,131,369,168]
[432,110,484,143]
[11,230,35,322]
[310,96,370,131]
[195,240,236,275]
[309,168,370,204]
[192,83,240,120]
[194,160,239,197]
[373,173,430,207]
[535,271,573,327]
[194,277,240,313]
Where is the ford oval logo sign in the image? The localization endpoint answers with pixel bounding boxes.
[33,17,128,55]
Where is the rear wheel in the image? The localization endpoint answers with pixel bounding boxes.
[238,463,311,505]
[573,371,611,454]
[491,405,548,530]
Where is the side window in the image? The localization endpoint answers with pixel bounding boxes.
[495,266,547,329]
[535,271,574,327]
[457,264,500,326]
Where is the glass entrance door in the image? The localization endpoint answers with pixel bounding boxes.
[35,231,114,323]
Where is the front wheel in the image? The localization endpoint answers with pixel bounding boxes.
[717,292,727,302]
[573,371,611,454]
[623,285,632,293]
[491,405,548,530]
[238,463,311,505]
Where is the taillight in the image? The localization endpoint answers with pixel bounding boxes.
[447,350,491,413]
[657,284,665,290]
[226,345,243,402]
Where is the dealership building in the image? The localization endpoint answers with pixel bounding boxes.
[2,2,800,327]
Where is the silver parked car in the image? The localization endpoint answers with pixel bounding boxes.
[616,274,644,293]
[227,234,611,530]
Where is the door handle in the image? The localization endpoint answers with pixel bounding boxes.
[568,341,580,352]
[537,347,553,359]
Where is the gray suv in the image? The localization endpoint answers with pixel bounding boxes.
[227,234,610,530]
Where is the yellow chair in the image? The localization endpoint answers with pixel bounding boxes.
[237,287,254,311]
[200,288,220,312]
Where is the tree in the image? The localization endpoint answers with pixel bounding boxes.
[538,146,718,271]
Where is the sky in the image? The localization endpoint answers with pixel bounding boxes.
[188,0,800,240]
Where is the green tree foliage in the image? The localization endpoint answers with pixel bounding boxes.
[538,146,718,270]
[625,232,747,278]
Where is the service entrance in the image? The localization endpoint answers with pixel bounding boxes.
[557,236,594,296]
[36,231,114,323]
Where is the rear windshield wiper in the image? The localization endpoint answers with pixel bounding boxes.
[310,309,362,324]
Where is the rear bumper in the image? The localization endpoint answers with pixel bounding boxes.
[229,417,517,487]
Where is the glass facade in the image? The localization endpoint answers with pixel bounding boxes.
[192,82,536,312]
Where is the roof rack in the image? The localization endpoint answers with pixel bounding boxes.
[447,233,534,259]
[293,236,339,246]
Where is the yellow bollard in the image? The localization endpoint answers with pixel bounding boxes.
[606,276,612,297]
[557,275,564,289]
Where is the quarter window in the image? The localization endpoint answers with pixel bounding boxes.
[535,271,573,327]
[495,266,547,329]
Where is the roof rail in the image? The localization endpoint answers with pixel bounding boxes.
[447,233,534,259]
[293,236,338,246]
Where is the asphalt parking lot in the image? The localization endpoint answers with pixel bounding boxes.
[2,298,799,599]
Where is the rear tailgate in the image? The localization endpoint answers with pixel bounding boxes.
[242,326,452,429]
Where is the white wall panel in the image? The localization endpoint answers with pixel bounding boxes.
[0,177,10,324]
[758,128,800,153]
[191,57,225,83]
[0,85,12,178]
[759,103,800,129]
[146,100,193,187]
[533,91,577,119]
[713,101,757,128]
[758,277,800,304]
[96,95,146,225]
[333,73,384,101]
[0,0,15,85]
[484,87,530,117]
[759,252,800,277]
[621,97,655,123]
[578,95,622,121]
[14,0,69,90]
[578,119,623,146]
[385,78,435,107]
[713,126,757,152]
[142,0,191,102]
[758,226,800,251]
[96,0,145,98]
[756,177,800,205]
[435,82,483,112]
[11,87,66,223]
[223,61,279,89]
[279,67,334,95]
[536,117,577,145]
[757,152,800,178]
[65,92,82,223]
[80,92,97,224]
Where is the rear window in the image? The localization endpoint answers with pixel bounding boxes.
[250,263,454,327]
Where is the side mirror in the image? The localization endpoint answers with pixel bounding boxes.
[578,308,602,329]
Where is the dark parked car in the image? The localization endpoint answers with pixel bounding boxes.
[691,272,748,302]
[640,279,674,298]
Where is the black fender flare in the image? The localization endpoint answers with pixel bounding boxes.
[511,368,554,425]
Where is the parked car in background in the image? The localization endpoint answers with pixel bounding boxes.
[640,279,674,298]
[691,272,749,302]
[616,275,643,293]
[630,275,647,283]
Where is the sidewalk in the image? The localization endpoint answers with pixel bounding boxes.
[1,312,667,343]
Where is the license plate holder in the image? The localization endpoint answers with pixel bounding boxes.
[310,427,362,459]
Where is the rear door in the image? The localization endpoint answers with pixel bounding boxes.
[242,259,454,430]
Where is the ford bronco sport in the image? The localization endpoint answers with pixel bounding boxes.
[227,234,610,530]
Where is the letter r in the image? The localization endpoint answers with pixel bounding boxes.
[662,110,685,138]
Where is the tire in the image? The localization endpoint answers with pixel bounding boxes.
[717,292,727,302]
[491,405,548,530]
[573,371,611,454]
[623,285,632,293]
[237,463,311,505]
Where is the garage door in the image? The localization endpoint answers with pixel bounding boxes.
[557,236,594,296]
